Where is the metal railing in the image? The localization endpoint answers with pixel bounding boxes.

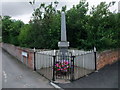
[35,50,96,81]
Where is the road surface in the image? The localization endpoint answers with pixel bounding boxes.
[0,48,2,89]
[57,60,119,88]
[2,49,53,88]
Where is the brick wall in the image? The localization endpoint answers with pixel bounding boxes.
[97,49,119,70]
[2,43,35,70]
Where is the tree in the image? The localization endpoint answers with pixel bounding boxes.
[66,0,89,49]
[18,24,31,47]
[27,1,61,49]
[87,2,117,50]
[9,20,24,45]
[2,16,24,45]
[2,16,13,43]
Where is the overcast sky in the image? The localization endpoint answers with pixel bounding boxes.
[1,0,120,23]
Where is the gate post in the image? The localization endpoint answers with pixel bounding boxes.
[33,48,36,71]
[94,47,97,70]
[52,55,56,81]
[70,56,75,81]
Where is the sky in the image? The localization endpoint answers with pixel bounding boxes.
[1,0,120,23]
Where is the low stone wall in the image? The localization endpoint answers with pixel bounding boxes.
[2,43,35,70]
[97,49,119,70]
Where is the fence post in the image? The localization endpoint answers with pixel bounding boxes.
[52,55,56,81]
[71,56,75,81]
[94,47,97,70]
[34,48,36,71]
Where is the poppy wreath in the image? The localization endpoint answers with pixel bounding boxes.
[55,60,71,75]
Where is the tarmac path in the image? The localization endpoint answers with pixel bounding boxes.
[2,49,53,88]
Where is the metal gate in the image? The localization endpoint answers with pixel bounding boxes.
[52,51,74,81]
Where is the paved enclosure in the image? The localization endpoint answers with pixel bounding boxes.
[36,50,95,81]
[37,66,93,81]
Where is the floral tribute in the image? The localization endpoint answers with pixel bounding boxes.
[55,60,71,75]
